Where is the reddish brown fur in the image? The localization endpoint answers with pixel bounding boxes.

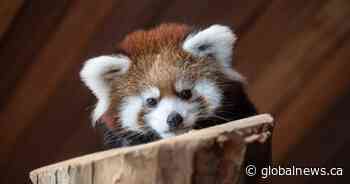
[118,23,192,59]
[106,23,227,128]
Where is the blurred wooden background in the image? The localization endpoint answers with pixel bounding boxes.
[1,0,350,183]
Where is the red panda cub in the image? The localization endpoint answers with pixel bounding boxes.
[81,24,271,183]
[80,24,260,147]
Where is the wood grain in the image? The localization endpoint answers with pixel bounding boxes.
[30,114,273,184]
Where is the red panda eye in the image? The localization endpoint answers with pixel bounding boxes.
[198,44,210,51]
[146,98,158,107]
[178,90,192,100]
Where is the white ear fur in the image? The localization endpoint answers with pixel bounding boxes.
[80,55,130,125]
[182,25,244,82]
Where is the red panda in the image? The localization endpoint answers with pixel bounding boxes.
[80,24,271,182]
[80,23,256,140]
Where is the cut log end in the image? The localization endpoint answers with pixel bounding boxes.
[30,114,274,184]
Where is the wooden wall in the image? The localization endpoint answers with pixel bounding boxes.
[1,0,349,183]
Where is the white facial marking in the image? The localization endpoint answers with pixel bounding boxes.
[145,98,198,138]
[119,96,143,131]
[80,55,130,125]
[194,80,222,113]
[175,79,193,93]
[141,87,160,100]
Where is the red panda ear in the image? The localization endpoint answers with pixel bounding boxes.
[182,25,244,82]
[80,55,130,125]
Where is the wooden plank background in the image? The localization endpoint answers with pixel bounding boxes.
[0,0,349,183]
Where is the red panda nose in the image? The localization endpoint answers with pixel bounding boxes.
[167,112,183,129]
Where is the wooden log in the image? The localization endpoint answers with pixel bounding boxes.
[29,114,273,184]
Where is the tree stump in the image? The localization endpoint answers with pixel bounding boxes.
[30,114,273,184]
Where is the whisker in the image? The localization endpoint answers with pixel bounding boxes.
[210,115,231,122]
[215,110,237,115]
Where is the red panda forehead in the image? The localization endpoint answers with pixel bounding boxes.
[113,23,223,97]
[128,52,194,96]
[118,23,192,58]
[126,51,220,97]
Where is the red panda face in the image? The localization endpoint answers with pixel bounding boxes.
[114,48,227,137]
[80,23,244,138]
[138,79,222,138]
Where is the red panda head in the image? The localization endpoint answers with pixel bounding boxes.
[80,23,245,138]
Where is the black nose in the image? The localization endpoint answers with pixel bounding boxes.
[167,112,183,128]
